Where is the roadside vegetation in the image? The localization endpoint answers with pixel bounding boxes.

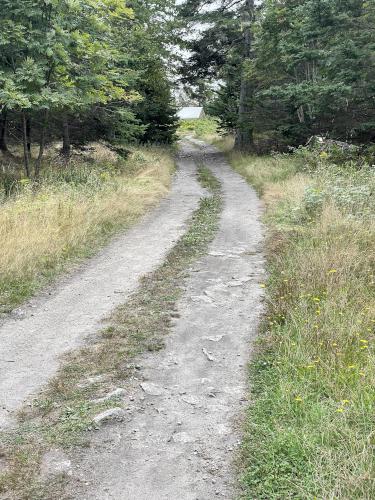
[0,144,174,313]
[231,149,375,498]
[0,166,222,500]
[178,117,219,142]
[181,1,374,152]
[0,1,178,175]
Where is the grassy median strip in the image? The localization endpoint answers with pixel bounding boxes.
[0,144,174,314]
[229,151,375,499]
[0,165,222,500]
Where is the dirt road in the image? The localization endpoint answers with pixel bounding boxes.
[68,140,265,499]
[0,150,204,429]
[1,140,264,498]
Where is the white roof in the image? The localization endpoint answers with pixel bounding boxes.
[177,107,204,119]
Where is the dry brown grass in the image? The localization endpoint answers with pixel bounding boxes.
[263,172,310,209]
[0,146,174,311]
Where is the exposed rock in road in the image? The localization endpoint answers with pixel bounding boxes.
[91,388,127,404]
[40,449,72,479]
[93,408,126,426]
[202,348,216,362]
[181,395,201,406]
[171,432,195,444]
[205,335,225,342]
[140,383,167,396]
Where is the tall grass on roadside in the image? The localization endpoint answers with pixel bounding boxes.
[230,152,375,498]
[0,145,174,312]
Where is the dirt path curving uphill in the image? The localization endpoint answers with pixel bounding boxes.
[0,150,205,429]
[68,140,265,499]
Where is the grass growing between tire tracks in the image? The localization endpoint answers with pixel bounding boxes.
[229,151,375,498]
[0,166,222,500]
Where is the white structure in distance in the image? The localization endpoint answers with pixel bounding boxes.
[177,107,205,120]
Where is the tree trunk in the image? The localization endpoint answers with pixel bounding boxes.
[35,110,48,179]
[235,77,255,151]
[297,105,305,123]
[62,113,71,158]
[234,0,255,151]
[22,112,31,178]
[26,116,32,159]
[0,109,8,153]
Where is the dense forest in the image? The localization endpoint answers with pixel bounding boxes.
[1,0,374,177]
[180,0,375,151]
[0,0,178,176]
